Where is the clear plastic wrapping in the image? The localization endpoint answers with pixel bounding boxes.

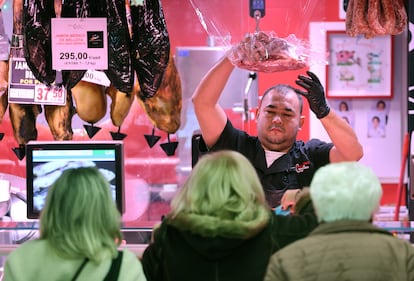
[188,0,324,73]
[227,31,310,73]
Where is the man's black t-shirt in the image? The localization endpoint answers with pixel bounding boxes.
[196,120,333,207]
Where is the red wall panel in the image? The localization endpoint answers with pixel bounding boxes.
[162,0,336,139]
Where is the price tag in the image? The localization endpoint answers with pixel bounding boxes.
[34,85,66,105]
[51,18,108,70]
[8,57,66,105]
[81,70,111,86]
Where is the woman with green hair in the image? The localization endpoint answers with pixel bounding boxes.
[3,167,146,281]
[141,150,318,281]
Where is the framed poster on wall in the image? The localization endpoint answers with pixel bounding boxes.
[326,31,393,98]
[310,21,402,182]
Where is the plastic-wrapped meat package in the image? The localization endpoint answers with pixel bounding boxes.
[227,31,309,73]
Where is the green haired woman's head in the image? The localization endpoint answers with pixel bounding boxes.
[39,166,122,263]
[170,150,269,222]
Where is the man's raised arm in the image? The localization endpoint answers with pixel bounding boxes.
[295,71,363,162]
[192,56,234,148]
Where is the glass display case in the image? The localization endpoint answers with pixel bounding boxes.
[0,172,155,259]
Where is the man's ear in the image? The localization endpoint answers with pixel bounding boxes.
[299,115,305,129]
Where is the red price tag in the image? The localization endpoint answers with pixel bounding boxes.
[34,85,66,105]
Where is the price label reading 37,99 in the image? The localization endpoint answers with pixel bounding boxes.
[34,85,67,105]
[51,18,108,70]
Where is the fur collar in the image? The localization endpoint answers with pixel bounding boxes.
[166,206,271,240]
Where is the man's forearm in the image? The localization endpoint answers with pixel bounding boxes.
[320,110,364,162]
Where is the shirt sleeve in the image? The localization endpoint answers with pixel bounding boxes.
[210,119,257,154]
[193,119,239,155]
[304,139,333,168]
[193,120,249,166]
[208,119,241,151]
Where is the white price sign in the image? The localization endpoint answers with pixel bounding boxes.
[81,70,111,86]
[34,85,66,105]
[51,18,108,70]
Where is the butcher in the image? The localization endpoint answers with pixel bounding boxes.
[192,44,363,208]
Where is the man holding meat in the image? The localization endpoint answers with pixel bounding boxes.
[192,54,363,208]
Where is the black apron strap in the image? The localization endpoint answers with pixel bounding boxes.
[103,250,123,281]
[70,258,88,281]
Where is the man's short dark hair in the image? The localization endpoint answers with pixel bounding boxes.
[261,84,303,114]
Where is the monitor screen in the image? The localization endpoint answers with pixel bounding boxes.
[25,141,125,219]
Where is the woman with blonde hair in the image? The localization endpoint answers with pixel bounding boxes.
[141,150,318,281]
[4,167,146,281]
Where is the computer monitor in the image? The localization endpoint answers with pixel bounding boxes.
[25,140,125,219]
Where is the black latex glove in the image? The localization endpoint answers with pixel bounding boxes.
[295,71,330,119]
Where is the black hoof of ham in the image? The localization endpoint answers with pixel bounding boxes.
[84,124,101,139]
[110,131,127,140]
[144,134,161,148]
[160,141,178,156]
[12,145,25,160]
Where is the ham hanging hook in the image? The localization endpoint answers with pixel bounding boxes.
[254,10,262,32]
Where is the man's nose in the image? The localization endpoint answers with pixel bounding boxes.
[272,115,282,123]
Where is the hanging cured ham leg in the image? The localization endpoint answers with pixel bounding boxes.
[71,81,107,124]
[23,0,56,85]
[9,103,41,144]
[71,80,107,138]
[9,0,40,159]
[137,53,182,134]
[106,85,135,140]
[137,53,182,156]
[130,0,180,154]
[131,0,181,133]
[104,0,135,140]
[44,93,75,141]
[0,93,7,124]
[105,0,133,93]
[43,0,75,141]
[107,85,135,128]
[130,0,170,100]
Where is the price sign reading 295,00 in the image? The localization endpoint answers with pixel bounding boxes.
[34,85,66,105]
[59,52,88,60]
[51,18,108,70]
